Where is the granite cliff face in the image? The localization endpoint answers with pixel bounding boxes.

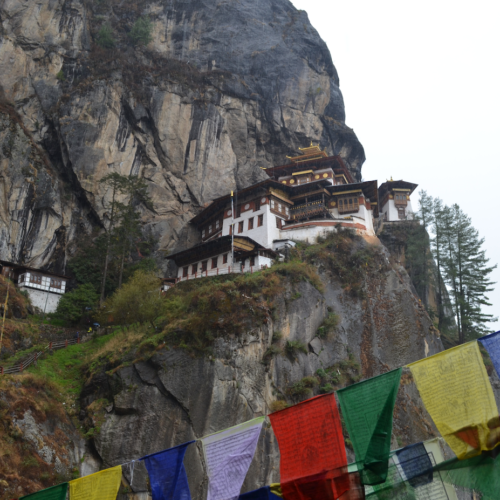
[0,0,364,272]
[78,242,445,498]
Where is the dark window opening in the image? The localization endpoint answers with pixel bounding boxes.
[248,217,254,230]
[258,214,263,227]
[211,257,218,269]
[192,263,198,274]
[238,221,244,233]
[250,256,255,267]
[201,260,208,272]
[223,254,228,264]
[183,267,188,277]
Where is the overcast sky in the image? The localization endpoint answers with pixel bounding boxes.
[291,0,500,332]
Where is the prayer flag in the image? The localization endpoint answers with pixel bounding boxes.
[202,416,265,500]
[269,393,352,500]
[408,342,498,459]
[20,483,67,500]
[479,330,500,378]
[69,465,122,500]
[141,441,194,500]
[395,443,433,487]
[434,450,500,500]
[337,369,402,485]
[238,486,281,499]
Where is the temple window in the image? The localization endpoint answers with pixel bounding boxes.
[258,214,264,227]
[183,266,188,277]
[338,196,359,214]
[209,224,213,233]
[30,274,42,284]
[250,256,255,267]
[278,203,282,212]
[192,263,198,274]
[201,261,208,272]
[212,257,218,269]
[50,279,61,289]
[255,199,260,211]
[236,206,241,218]
[398,207,406,219]
[248,217,254,230]
[238,221,244,233]
[223,253,228,264]
[216,219,220,230]
[276,217,282,229]
[202,229,206,238]
[271,200,275,209]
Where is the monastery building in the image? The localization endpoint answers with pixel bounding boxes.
[167,145,418,281]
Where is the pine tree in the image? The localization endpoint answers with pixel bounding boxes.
[439,204,497,343]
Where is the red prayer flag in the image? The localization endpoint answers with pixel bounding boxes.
[270,393,359,500]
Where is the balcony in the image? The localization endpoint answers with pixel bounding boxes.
[289,202,332,221]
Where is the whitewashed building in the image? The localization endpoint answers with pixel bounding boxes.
[378,179,418,222]
[0,260,68,313]
[166,145,417,281]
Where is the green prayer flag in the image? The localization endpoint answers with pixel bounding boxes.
[337,368,402,485]
[20,483,68,500]
[434,450,500,500]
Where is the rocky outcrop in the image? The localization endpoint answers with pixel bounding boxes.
[79,244,444,498]
[0,0,364,272]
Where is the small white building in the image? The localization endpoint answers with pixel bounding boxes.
[378,179,418,222]
[0,260,68,313]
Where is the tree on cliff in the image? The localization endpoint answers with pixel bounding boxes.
[430,200,497,343]
[98,173,153,305]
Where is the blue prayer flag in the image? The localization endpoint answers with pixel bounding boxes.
[479,331,500,379]
[395,442,433,488]
[141,441,194,500]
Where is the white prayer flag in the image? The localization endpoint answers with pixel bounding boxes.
[202,416,265,500]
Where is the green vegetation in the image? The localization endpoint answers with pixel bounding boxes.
[415,191,497,342]
[96,24,115,48]
[56,70,65,81]
[53,284,99,325]
[284,340,308,360]
[129,16,153,46]
[98,271,163,327]
[295,227,386,297]
[317,310,339,339]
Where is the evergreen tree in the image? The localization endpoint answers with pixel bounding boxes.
[97,24,116,49]
[129,16,153,46]
[438,204,497,343]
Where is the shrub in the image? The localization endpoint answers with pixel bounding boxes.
[269,400,289,412]
[320,384,334,393]
[317,312,340,339]
[56,70,65,81]
[53,284,99,325]
[98,271,163,327]
[129,16,153,46]
[272,331,283,342]
[285,340,307,359]
[263,344,282,364]
[97,24,115,48]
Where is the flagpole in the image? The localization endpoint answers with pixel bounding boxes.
[231,191,234,271]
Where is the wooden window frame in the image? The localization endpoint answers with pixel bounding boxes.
[338,196,359,214]
[276,216,282,229]
[192,263,198,274]
[258,214,263,227]
[223,253,228,264]
[183,266,188,277]
[238,221,244,233]
[248,217,254,230]
[201,260,208,272]
[211,257,218,269]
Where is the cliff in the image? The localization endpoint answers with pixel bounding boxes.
[0,0,364,273]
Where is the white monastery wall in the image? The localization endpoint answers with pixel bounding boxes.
[21,288,61,313]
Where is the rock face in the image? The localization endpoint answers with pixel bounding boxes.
[80,246,444,498]
[0,0,364,272]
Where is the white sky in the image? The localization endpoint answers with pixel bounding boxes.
[291,0,500,332]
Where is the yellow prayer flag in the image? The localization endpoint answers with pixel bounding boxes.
[69,465,122,500]
[408,342,498,459]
